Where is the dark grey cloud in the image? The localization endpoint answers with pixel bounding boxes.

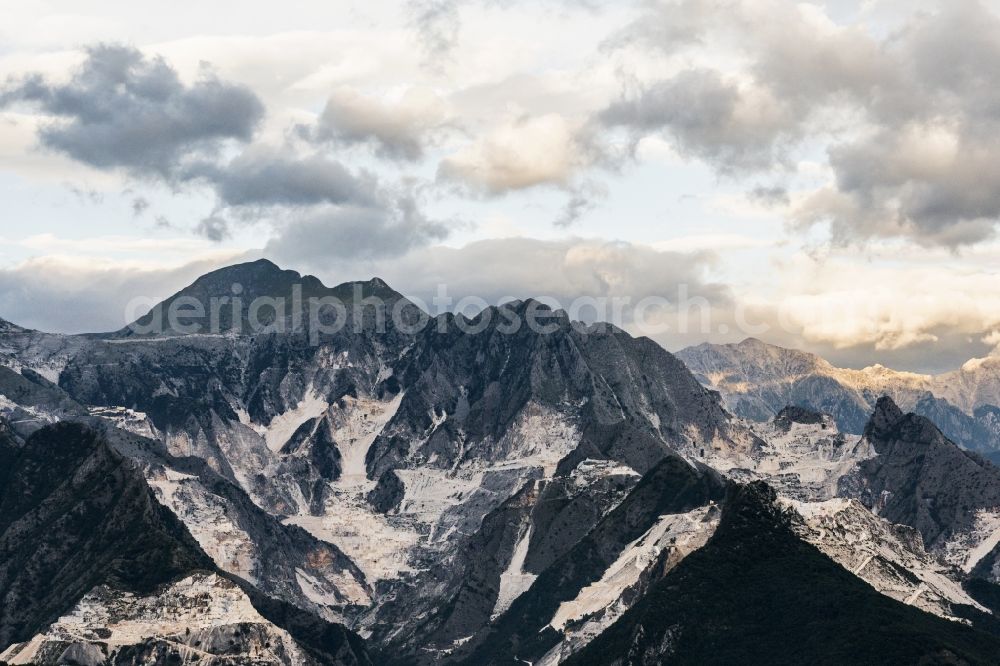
[1,43,418,253]
[0,44,382,219]
[195,216,231,242]
[408,0,462,66]
[264,195,450,262]
[601,68,793,173]
[184,147,449,257]
[188,150,379,208]
[553,181,608,227]
[0,255,246,334]
[794,1,1000,247]
[304,89,448,161]
[0,44,264,176]
[799,129,1000,247]
[608,0,1000,247]
[748,185,789,207]
[130,196,150,217]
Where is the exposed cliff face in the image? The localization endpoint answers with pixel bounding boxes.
[0,264,762,662]
[690,406,874,503]
[1,574,314,666]
[368,303,746,483]
[0,421,372,666]
[368,461,641,658]
[0,321,90,386]
[4,392,371,629]
[448,455,727,666]
[144,452,374,622]
[56,260,421,519]
[784,497,989,622]
[0,422,214,648]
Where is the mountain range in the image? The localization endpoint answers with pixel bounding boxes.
[3,259,1000,664]
[678,337,1000,460]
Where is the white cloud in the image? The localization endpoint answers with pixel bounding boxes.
[17,233,214,257]
[652,233,773,253]
[609,0,1000,247]
[438,113,592,194]
[310,86,452,160]
[0,252,245,332]
[761,252,1000,351]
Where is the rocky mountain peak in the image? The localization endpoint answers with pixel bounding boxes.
[172,258,328,300]
[717,481,790,534]
[0,317,22,333]
[844,395,1000,554]
[0,422,215,647]
[327,276,408,304]
[864,396,905,439]
[115,259,412,337]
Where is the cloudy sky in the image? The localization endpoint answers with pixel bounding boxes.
[2,0,1000,372]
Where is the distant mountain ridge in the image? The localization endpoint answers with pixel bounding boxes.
[677,337,1000,453]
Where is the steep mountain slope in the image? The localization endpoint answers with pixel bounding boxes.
[446,455,727,665]
[143,447,374,622]
[0,262,762,658]
[2,574,314,665]
[678,338,1000,452]
[0,423,367,664]
[0,365,87,436]
[42,265,757,622]
[368,302,748,481]
[785,497,989,622]
[935,356,1000,415]
[0,319,90,385]
[366,461,641,658]
[0,422,213,648]
[678,338,882,429]
[565,483,1000,666]
[343,302,758,651]
[57,261,420,519]
[0,354,374,625]
[841,397,1000,578]
[0,421,371,665]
